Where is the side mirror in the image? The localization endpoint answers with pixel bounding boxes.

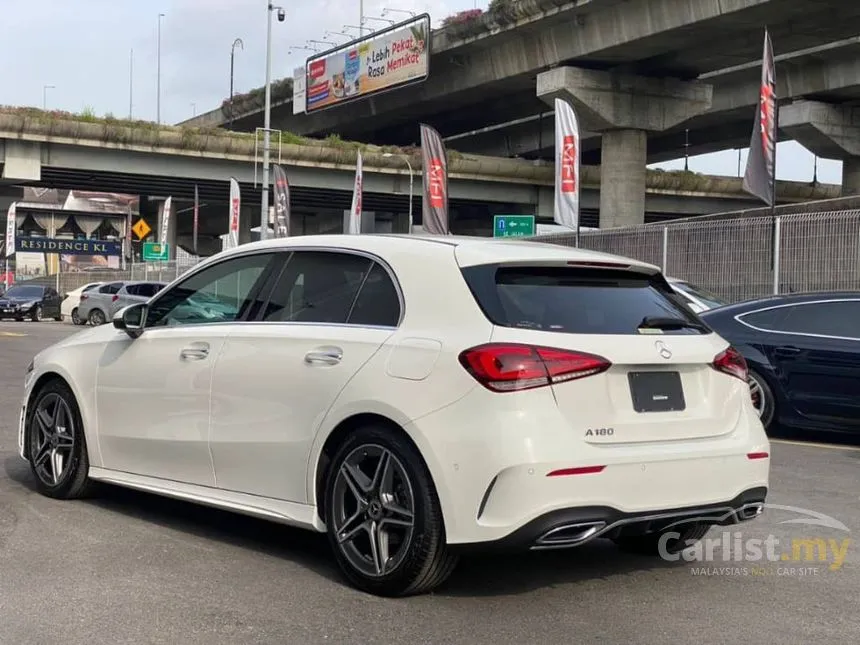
[113,303,147,339]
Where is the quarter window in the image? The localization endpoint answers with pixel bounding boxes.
[347,262,401,327]
[145,253,275,327]
[776,301,860,339]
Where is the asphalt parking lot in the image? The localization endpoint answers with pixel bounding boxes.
[1,321,858,645]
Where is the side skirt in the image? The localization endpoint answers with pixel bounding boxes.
[88,467,326,532]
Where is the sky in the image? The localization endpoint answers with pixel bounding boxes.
[0,0,843,186]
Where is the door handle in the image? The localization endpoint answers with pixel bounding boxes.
[774,346,801,358]
[180,342,210,361]
[304,346,343,366]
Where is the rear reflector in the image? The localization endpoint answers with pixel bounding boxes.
[712,346,748,382]
[459,343,611,392]
[547,466,606,477]
[747,452,769,460]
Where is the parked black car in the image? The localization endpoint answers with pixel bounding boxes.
[0,284,63,322]
[701,292,860,435]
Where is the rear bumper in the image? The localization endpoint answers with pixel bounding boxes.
[405,384,771,546]
[451,486,768,552]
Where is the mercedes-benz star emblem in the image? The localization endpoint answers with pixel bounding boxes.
[655,340,672,359]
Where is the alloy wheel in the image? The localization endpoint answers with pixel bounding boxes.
[30,393,76,487]
[331,444,416,578]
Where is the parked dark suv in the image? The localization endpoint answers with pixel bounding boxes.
[0,284,63,322]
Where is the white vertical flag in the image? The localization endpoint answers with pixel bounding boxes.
[160,196,172,247]
[4,203,16,258]
[228,177,241,248]
[554,98,580,232]
[4,203,15,290]
[348,151,363,234]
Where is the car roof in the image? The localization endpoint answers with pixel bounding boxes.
[213,234,660,273]
[703,291,860,316]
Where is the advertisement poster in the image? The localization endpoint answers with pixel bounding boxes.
[305,14,430,113]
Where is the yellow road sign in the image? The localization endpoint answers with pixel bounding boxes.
[132,218,152,240]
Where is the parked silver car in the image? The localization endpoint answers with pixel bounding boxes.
[78,281,166,325]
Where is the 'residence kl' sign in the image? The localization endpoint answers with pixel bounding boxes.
[305,14,430,113]
[16,237,122,256]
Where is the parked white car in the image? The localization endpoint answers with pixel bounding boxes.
[667,277,728,313]
[18,235,769,596]
[61,282,103,325]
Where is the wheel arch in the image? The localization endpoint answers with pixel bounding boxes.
[24,366,100,466]
[309,411,439,526]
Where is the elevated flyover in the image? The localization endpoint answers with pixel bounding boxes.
[181,0,860,228]
[0,110,837,256]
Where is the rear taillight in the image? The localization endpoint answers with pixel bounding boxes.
[111,295,119,302]
[458,343,611,392]
[712,346,748,381]
[80,294,88,301]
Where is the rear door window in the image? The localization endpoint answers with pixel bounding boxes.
[100,282,123,294]
[461,265,707,335]
[775,301,860,339]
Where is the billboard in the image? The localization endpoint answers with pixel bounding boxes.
[305,14,430,113]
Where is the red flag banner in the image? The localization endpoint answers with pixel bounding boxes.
[228,177,241,248]
[554,98,580,230]
[743,28,777,206]
[420,124,449,235]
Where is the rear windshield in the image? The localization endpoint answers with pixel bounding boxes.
[461,265,708,335]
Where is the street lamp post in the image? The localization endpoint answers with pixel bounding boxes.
[383,153,414,233]
[261,3,285,242]
[42,85,55,110]
[157,13,165,124]
[229,38,244,126]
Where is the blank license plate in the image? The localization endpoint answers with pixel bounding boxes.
[628,371,686,413]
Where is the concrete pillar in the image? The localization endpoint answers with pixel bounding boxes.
[537,67,712,228]
[342,211,376,233]
[600,130,647,229]
[780,101,860,196]
[239,205,255,244]
[843,158,860,196]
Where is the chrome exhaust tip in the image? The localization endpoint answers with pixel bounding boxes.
[533,521,607,549]
[738,502,765,521]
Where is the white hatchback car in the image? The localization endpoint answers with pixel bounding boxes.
[19,234,770,596]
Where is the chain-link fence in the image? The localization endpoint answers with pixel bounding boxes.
[534,210,860,302]
[24,259,203,296]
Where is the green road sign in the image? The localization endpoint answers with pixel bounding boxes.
[142,242,169,262]
[493,215,535,238]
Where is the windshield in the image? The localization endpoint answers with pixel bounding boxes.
[3,286,43,299]
[672,281,727,309]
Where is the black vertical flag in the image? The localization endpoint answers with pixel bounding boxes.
[743,28,777,206]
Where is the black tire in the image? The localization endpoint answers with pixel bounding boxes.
[88,309,106,325]
[54,313,63,322]
[748,369,776,432]
[25,378,93,500]
[71,308,84,325]
[324,425,458,597]
[613,522,713,556]
[30,305,42,322]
